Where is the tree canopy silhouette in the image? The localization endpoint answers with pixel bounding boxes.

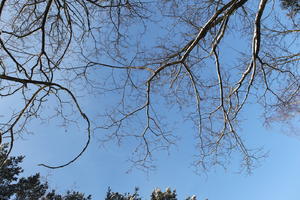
[105,187,198,200]
[0,145,199,200]
[0,145,91,199]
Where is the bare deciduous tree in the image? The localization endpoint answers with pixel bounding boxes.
[0,0,299,173]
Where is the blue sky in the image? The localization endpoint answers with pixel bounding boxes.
[11,100,300,199]
[3,0,300,199]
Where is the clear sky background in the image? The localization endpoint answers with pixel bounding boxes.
[3,1,300,199]
[10,100,300,200]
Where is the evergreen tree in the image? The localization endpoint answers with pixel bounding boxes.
[0,145,200,200]
[105,187,199,200]
[0,145,91,200]
[151,188,177,200]
[105,187,141,200]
